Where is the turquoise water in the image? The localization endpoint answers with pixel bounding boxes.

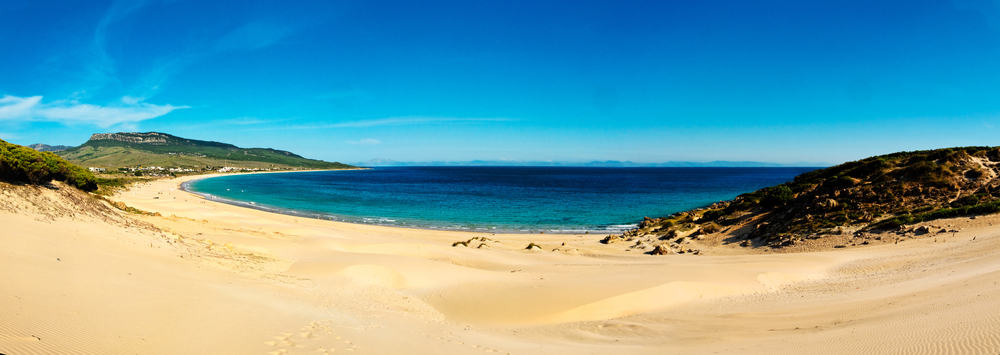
[185,166,817,233]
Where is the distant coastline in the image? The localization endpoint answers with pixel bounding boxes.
[355,158,829,168]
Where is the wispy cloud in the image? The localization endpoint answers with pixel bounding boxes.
[215,20,297,52]
[218,116,288,125]
[85,0,151,93]
[79,2,299,102]
[953,0,1000,31]
[0,95,187,128]
[294,116,518,129]
[347,138,381,145]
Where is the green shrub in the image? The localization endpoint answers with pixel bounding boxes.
[701,209,725,221]
[952,194,980,207]
[700,222,721,233]
[965,168,985,180]
[0,139,97,191]
[761,185,794,208]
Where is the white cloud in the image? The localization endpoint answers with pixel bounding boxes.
[0,95,187,128]
[218,116,288,125]
[297,116,518,129]
[346,138,381,145]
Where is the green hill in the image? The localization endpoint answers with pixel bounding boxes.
[0,139,97,191]
[611,146,1000,249]
[58,132,354,170]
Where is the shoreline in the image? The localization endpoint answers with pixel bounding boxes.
[175,169,642,235]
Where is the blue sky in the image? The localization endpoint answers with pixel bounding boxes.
[3,0,1000,165]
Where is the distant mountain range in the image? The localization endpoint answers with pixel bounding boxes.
[354,159,828,168]
[27,143,71,152]
[53,132,354,169]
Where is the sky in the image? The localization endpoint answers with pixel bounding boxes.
[3,0,1000,165]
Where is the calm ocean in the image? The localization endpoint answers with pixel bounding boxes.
[185,166,817,233]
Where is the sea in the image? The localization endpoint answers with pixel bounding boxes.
[184,166,818,234]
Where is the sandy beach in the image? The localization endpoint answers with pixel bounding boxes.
[3,174,1000,354]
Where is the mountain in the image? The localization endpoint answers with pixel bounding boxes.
[58,132,354,170]
[358,158,403,166]
[355,159,827,167]
[607,146,1000,250]
[27,143,71,152]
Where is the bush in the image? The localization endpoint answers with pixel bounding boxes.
[965,168,985,180]
[701,209,725,221]
[951,194,980,208]
[700,222,721,233]
[761,185,794,208]
[0,139,97,191]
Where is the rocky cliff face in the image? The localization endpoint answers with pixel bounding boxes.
[27,143,70,152]
[89,132,170,145]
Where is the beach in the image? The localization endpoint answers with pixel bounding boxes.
[3,174,1000,354]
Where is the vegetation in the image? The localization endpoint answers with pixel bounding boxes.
[614,146,1000,248]
[0,139,98,191]
[58,132,355,170]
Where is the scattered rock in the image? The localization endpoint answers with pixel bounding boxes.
[601,235,623,244]
[650,244,673,255]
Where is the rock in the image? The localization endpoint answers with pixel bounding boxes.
[477,243,490,249]
[601,235,623,244]
[915,225,931,235]
[650,244,673,255]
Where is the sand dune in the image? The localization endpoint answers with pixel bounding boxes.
[3,175,1000,354]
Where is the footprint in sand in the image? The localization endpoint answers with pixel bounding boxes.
[267,320,370,354]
